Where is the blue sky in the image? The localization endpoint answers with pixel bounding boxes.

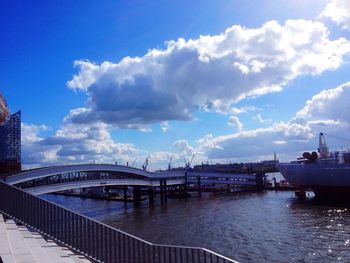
[1,0,350,169]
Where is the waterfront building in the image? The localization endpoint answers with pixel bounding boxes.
[0,111,21,175]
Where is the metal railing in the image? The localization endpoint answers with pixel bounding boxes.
[0,180,238,263]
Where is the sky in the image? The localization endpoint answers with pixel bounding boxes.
[1,0,350,170]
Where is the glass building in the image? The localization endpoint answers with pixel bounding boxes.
[0,111,21,175]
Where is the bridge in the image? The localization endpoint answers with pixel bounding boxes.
[186,171,258,186]
[5,163,265,205]
[6,164,184,196]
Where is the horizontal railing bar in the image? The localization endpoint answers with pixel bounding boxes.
[26,189,154,244]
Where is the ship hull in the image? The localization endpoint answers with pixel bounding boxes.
[277,163,350,198]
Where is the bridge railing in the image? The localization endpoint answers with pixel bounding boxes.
[0,180,238,263]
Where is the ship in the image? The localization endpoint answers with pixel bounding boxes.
[277,133,350,199]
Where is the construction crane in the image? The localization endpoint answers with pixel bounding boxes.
[142,157,149,171]
[132,158,137,167]
[168,157,172,171]
[184,154,195,169]
[189,154,195,167]
[0,94,9,125]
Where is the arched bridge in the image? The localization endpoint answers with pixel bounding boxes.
[5,164,262,196]
[6,164,185,195]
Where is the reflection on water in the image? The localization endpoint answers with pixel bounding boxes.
[43,191,350,263]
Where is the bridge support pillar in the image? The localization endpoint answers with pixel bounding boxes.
[133,186,141,206]
[256,172,264,190]
[197,176,202,195]
[160,180,168,205]
[148,187,155,205]
[123,186,128,204]
[105,187,110,197]
[164,180,167,204]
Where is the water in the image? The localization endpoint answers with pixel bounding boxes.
[43,191,350,263]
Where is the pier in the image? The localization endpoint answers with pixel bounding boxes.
[5,162,273,207]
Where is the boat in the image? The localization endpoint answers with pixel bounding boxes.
[277,133,350,199]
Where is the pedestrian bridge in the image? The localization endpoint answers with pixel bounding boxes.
[5,164,261,196]
[6,164,185,195]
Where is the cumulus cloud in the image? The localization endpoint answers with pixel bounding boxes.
[21,123,48,145]
[198,123,313,160]
[172,139,195,156]
[66,20,350,128]
[22,122,138,167]
[22,82,350,168]
[296,81,350,122]
[199,82,350,161]
[320,0,350,29]
[21,121,202,170]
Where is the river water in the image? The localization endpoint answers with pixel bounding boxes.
[44,190,350,263]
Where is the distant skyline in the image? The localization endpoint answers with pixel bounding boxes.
[1,0,350,170]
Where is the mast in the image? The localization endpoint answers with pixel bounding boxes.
[318,132,329,158]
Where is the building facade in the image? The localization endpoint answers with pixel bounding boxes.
[0,111,21,175]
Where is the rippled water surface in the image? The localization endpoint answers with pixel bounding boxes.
[44,191,350,263]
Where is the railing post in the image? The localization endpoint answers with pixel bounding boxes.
[108,227,113,263]
[58,206,62,242]
[91,220,96,260]
[53,205,58,239]
[104,226,108,263]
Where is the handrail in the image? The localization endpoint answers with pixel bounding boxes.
[6,164,185,185]
[0,180,238,263]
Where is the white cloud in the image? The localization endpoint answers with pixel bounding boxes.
[66,20,350,128]
[227,115,243,130]
[172,139,195,156]
[273,140,287,145]
[197,134,223,152]
[320,0,350,29]
[296,81,350,123]
[21,123,48,145]
[22,82,350,169]
[199,82,350,161]
[22,122,139,167]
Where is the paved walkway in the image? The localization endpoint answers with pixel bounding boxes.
[0,214,91,263]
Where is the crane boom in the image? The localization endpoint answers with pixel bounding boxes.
[142,157,149,171]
